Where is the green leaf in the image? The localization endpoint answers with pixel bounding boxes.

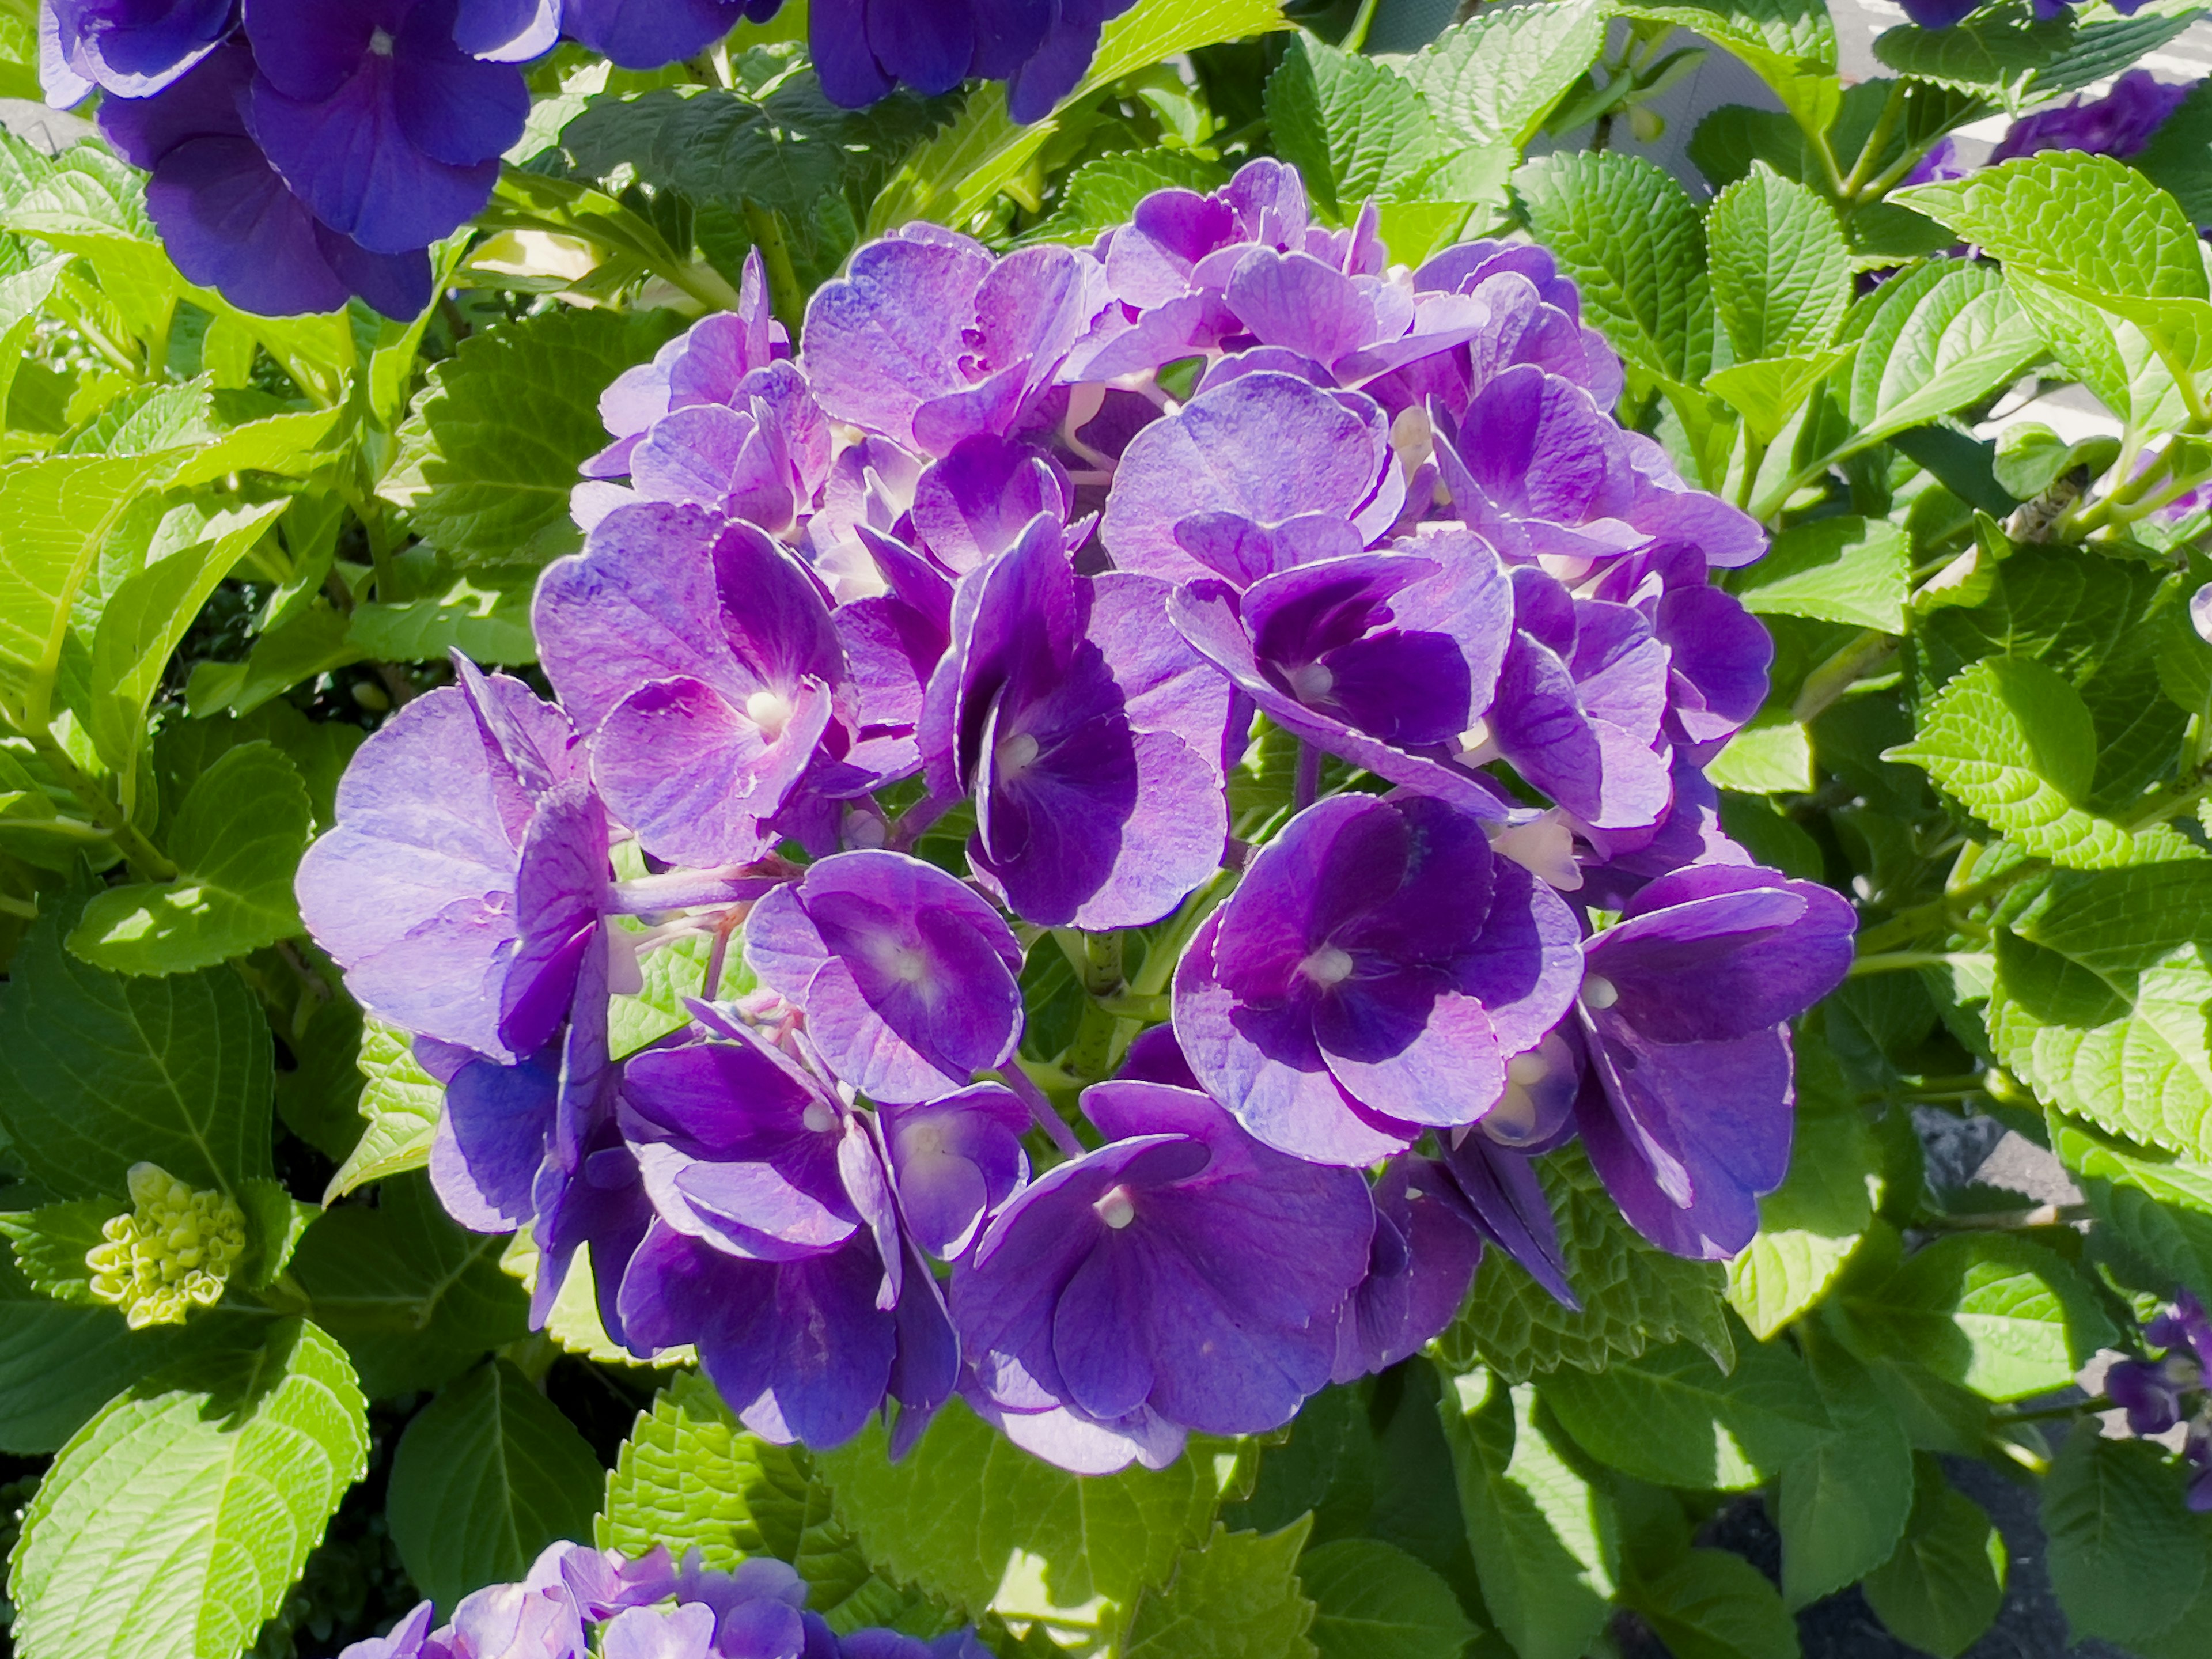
[1896,150,2207,302]
[1886,656,2166,869]
[1707,165,1850,362]
[1727,1036,1878,1339]
[1703,714,1815,795]
[1264,36,1456,221]
[1829,1231,2117,1401]
[1842,262,2040,448]
[382,306,680,567]
[324,1018,441,1201]
[1988,861,2212,1160]
[2003,268,2195,430]
[349,573,539,667]
[597,1372,930,1633]
[817,1395,1231,1646]
[6,1316,369,1659]
[387,1359,603,1613]
[1772,1330,1912,1608]
[1119,1521,1316,1659]
[1020,151,1232,246]
[2028,0,2205,100]
[1438,1370,1617,1659]
[1515,151,1711,384]
[1872,4,2072,108]
[2050,1113,2212,1308]
[84,498,289,775]
[1705,350,1849,446]
[289,1172,530,1399]
[1627,1548,1800,1659]
[866,0,1287,233]
[1297,1537,1476,1659]
[609,931,716,1061]
[2040,1431,2206,1643]
[184,599,365,719]
[0,897,272,1199]
[1539,1334,1830,1493]
[0,1198,115,1306]
[1396,0,1608,149]
[68,742,312,975]
[1861,1459,2005,1659]
[1609,0,1838,131]
[1435,1143,1733,1384]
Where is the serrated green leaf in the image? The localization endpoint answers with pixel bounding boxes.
[1435,1144,1733,1384]
[1438,1370,1616,1659]
[1627,1548,1800,1659]
[2032,1,2206,99]
[2004,267,2195,430]
[1727,1036,1878,1339]
[387,1359,603,1613]
[1297,1537,1475,1659]
[866,0,1287,233]
[1020,151,1232,247]
[7,1316,368,1659]
[1887,657,2168,869]
[381,307,679,567]
[1774,1330,1912,1608]
[596,1372,930,1633]
[324,1018,441,1201]
[69,742,312,975]
[1872,4,2072,107]
[1897,150,2206,302]
[2040,1431,2206,1643]
[1119,1521,1316,1659]
[1705,350,1849,446]
[0,1197,115,1306]
[1707,165,1850,362]
[1540,1334,1830,1493]
[1842,262,2041,446]
[1264,35,1455,220]
[1704,714,1815,795]
[609,931,716,1061]
[1515,151,1711,384]
[1988,861,2212,1160]
[2050,1113,2212,1308]
[1861,1458,2005,1659]
[818,1395,1228,1648]
[1829,1231,2116,1401]
[290,1171,528,1398]
[0,896,272,1199]
[349,573,539,667]
[1396,0,1607,149]
[1609,0,1838,130]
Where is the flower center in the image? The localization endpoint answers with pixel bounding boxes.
[995,730,1041,776]
[1582,974,1619,1010]
[802,1101,837,1134]
[1483,1084,1544,1146]
[1095,1186,1137,1229]
[368,26,396,55]
[1507,1050,1551,1086]
[746,690,794,738]
[1301,946,1355,987]
[1287,661,1335,703]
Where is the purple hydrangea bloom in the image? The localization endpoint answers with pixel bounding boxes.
[804,230,1105,459]
[920,513,1234,928]
[560,0,781,69]
[241,0,528,255]
[1174,793,1584,1168]
[811,0,1137,122]
[97,41,432,318]
[1573,863,1855,1257]
[1330,1154,1484,1382]
[878,1085,1031,1259]
[954,1078,1373,1442]
[743,850,1025,1104]
[535,506,862,868]
[40,0,234,102]
[1990,69,2189,165]
[453,0,559,58]
[617,1011,959,1448]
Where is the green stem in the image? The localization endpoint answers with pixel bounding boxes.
[1855,859,2044,952]
[1791,630,1898,725]
[1849,949,1987,977]
[1839,79,1907,200]
[743,203,806,334]
[26,729,176,882]
[1340,0,1382,51]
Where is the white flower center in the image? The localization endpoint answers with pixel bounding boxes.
[802,1102,838,1134]
[746,690,794,738]
[1302,946,1355,987]
[368,26,396,54]
[995,731,1041,775]
[1095,1187,1137,1229]
[1287,661,1335,703]
[1582,974,1619,1010]
[1507,1050,1551,1086]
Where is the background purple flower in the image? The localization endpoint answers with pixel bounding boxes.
[810,0,1138,122]
[42,0,234,101]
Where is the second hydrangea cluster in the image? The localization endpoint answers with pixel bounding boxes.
[297,159,1856,1475]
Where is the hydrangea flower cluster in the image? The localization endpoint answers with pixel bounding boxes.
[341,1539,991,1658]
[82,1161,245,1328]
[1910,69,2191,187]
[2107,1290,2212,1512]
[297,159,1855,1474]
[43,0,1136,317]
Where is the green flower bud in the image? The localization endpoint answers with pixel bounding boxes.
[83,1163,247,1330]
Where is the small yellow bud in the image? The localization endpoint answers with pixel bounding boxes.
[83,1162,247,1328]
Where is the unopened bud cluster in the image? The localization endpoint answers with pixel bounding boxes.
[84,1163,244,1330]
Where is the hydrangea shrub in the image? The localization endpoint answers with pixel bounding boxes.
[2,2,2212,1657]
